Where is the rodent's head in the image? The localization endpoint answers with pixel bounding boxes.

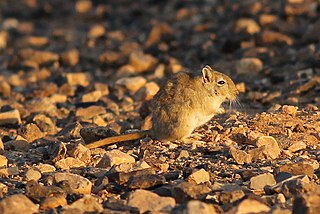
[201,65,239,101]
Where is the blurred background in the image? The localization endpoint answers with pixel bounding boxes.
[0,0,319,118]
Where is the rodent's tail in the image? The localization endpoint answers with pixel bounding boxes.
[85,130,149,149]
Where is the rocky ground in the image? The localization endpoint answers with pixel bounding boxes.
[0,0,319,213]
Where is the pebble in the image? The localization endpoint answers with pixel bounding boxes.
[75,0,92,14]
[219,189,245,204]
[25,168,42,182]
[250,173,276,190]
[81,90,102,102]
[0,167,19,177]
[0,194,39,214]
[63,195,103,213]
[54,157,86,170]
[6,138,30,151]
[40,194,67,210]
[129,50,157,73]
[230,147,252,164]
[288,141,306,152]
[259,30,293,45]
[0,109,21,125]
[282,105,298,116]
[76,105,107,120]
[236,58,263,74]
[0,80,11,96]
[256,136,281,159]
[33,114,56,134]
[53,172,92,194]
[172,182,211,203]
[88,24,105,38]
[228,197,270,213]
[274,162,314,178]
[19,49,59,66]
[18,123,44,142]
[128,174,166,189]
[25,98,57,115]
[177,149,189,159]
[234,18,261,35]
[0,155,8,167]
[116,76,147,94]
[68,143,91,163]
[259,14,277,25]
[0,183,8,198]
[35,163,56,173]
[66,72,90,87]
[96,149,135,168]
[127,189,176,213]
[185,200,218,214]
[136,81,160,101]
[188,169,210,184]
[0,31,8,49]
[60,49,79,66]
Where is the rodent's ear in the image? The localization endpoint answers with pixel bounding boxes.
[202,65,213,83]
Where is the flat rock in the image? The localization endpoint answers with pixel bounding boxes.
[25,98,58,115]
[25,168,42,182]
[81,90,102,102]
[66,72,90,87]
[108,168,155,185]
[288,141,306,152]
[80,126,118,143]
[35,163,56,173]
[63,195,103,213]
[0,155,8,167]
[56,122,82,141]
[274,163,314,178]
[234,18,261,35]
[250,173,276,190]
[219,189,246,204]
[26,180,65,202]
[61,49,79,66]
[55,157,86,170]
[256,136,281,159]
[76,105,107,120]
[0,194,38,214]
[0,109,21,125]
[53,172,92,194]
[185,200,219,214]
[129,50,157,73]
[282,105,298,116]
[172,182,211,203]
[68,143,91,163]
[188,169,210,184]
[236,58,263,74]
[128,173,166,189]
[228,197,270,213]
[116,76,147,94]
[230,147,252,164]
[33,114,57,134]
[0,167,19,177]
[0,182,8,198]
[18,123,44,142]
[96,149,135,168]
[259,30,293,45]
[40,194,67,210]
[127,189,176,213]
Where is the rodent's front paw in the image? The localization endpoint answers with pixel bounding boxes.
[217,107,225,114]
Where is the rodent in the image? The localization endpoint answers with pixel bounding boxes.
[85,65,238,149]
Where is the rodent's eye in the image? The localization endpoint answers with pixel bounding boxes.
[217,80,225,85]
